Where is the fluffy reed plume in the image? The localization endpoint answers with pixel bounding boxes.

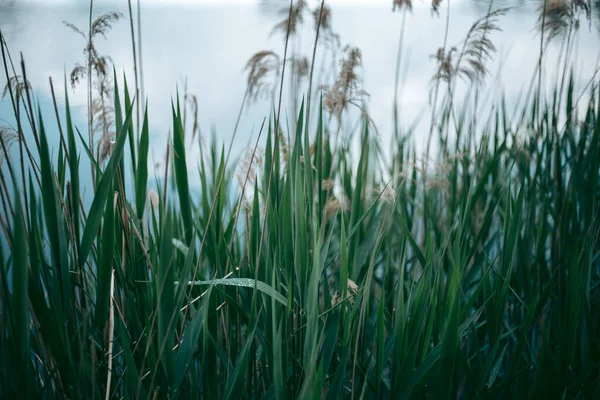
[293,56,310,79]
[64,12,122,88]
[431,0,443,14]
[431,47,458,85]
[321,179,335,190]
[537,0,590,42]
[187,94,200,143]
[313,3,341,47]
[432,8,508,86]
[278,131,289,162]
[393,0,412,12]
[98,132,115,163]
[324,46,364,119]
[65,11,121,160]
[91,75,116,144]
[312,2,342,49]
[2,75,31,103]
[324,197,342,222]
[313,2,332,30]
[235,146,265,189]
[373,184,397,204]
[0,126,18,166]
[426,177,450,190]
[244,50,281,102]
[271,0,307,38]
[331,279,359,308]
[538,0,572,41]
[147,189,159,211]
[323,193,351,223]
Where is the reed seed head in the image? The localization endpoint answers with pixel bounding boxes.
[244,50,281,102]
[271,0,307,38]
[313,3,332,31]
[393,0,412,12]
[2,75,31,102]
[324,46,363,119]
[0,126,18,166]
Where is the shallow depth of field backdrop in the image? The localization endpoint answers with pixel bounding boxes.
[1,0,600,398]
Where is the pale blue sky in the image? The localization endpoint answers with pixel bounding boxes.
[1,0,599,189]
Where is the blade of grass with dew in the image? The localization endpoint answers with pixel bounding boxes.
[180,278,287,307]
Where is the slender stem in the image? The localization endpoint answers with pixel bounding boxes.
[305,0,325,138]
[393,8,407,140]
[49,77,70,165]
[19,54,39,151]
[472,0,495,138]
[537,0,548,127]
[426,0,451,162]
[0,133,15,219]
[137,0,145,109]
[104,270,115,400]
[128,0,140,140]
[162,140,170,209]
[88,0,95,187]
[0,33,25,209]
[223,91,259,277]
[183,77,188,136]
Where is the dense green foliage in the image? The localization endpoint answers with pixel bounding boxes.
[1,2,600,399]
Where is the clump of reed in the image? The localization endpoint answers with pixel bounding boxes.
[0,1,599,399]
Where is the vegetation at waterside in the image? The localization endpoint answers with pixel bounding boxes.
[0,0,599,398]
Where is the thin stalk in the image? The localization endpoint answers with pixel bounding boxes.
[393,8,407,140]
[305,0,325,137]
[0,36,25,209]
[162,140,170,209]
[104,270,115,400]
[127,0,141,139]
[49,77,70,165]
[537,0,548,127]
[0,134,15,219]
[223,88,252,276]
[426,0,451,161]
[88,0,95,186]
[137,0,145,109]
[19,54,39,150]
[183,77,188,135]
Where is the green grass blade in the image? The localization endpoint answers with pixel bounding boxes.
[174,306,204,389]
[64,78,80,246]
[135,102,149,219]
[94,192,116,330]
[181,278,287,306]
[11,189,29,379]
[157,208,176,385]
[171,102,192,242]
[79,101,134,265]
